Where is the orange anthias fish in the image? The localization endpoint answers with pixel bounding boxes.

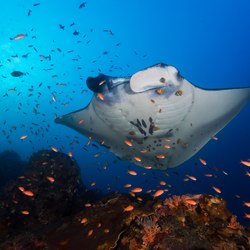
[87,229,93,237]
[123,205,134,212]
[18,186,25,192]
[186,175,197,181]
[153,189,164,198]
[22,190,34,197]
[199,158,207,166]
[131,187,142,193]
[133,156,142,162]
[20,135,28,140]
[212,186,221,194]
[243,202,250,207]
[244,213,250,219]
[46,176,55,183]
[51,146,58,152]
[13,34,27,40]
[21,210,30,215]
[240,160,250,167]
[97,93,104,101]
[211,135,218,140]
[80,217,88,224]
[99,80,106,86]
[204,173,213,177]
[124,183,132,188]
[159,181,166,186]
[155,154,165,159]
[124,139,133,147]
[94,152,101,157]
[143,165,152,169]
[185,199,197,206]
[128,170,137,176]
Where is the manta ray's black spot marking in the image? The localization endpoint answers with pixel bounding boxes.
[138,127,146,136]
[148,117,155,135]
[129,121,136,127]
[137,119,142,127]
[130,121,146,136]
[141,119,147,128]
[149,124,154,135]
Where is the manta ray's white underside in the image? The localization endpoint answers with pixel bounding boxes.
[55,63,250,169]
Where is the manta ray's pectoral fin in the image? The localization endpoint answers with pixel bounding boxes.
[190,86,250,135]
[55,104,94,137]
[55,103,121,147]
[170,86,250,168]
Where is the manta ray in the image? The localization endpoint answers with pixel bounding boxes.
[55,63,250,169]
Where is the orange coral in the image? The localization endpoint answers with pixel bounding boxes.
[136,216,161,249]
[227,215,243,230]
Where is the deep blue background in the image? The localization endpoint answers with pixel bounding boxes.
[1,0,250,224]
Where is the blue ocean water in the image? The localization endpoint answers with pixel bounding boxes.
[1,0,250,224]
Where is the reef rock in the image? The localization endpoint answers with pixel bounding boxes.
[120,194,250,249]
[0,151,249,249]
[45,194,250,250]
[0,150,27,187]
[0,150,83,244]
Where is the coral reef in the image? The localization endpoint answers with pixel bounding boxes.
[0,150,249,250]
[0,150,83,242]
[120,194,250,249]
